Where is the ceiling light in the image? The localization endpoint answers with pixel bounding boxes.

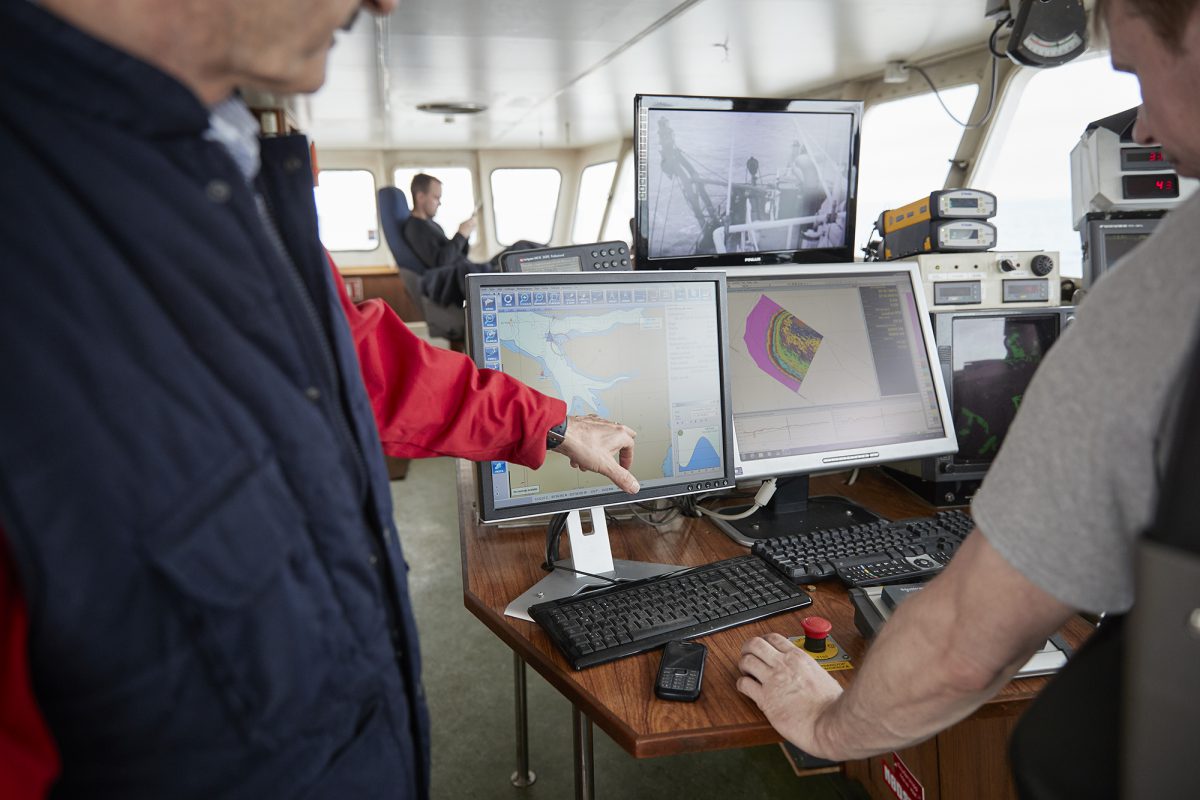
[416,102,488,116]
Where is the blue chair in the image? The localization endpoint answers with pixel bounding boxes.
[378,187,466,342]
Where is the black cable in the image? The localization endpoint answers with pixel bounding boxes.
[989,13,1013,59]
[542,512,569,571]
[861,218,883,261]
[673,494,704,517]
[546,563,621,584]
[909,16,1007,130]
[540,511,621,584]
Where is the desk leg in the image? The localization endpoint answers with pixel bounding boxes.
[572,706,596,800]
[511,653,536,787]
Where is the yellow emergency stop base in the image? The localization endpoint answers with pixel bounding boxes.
[787,634,854,672]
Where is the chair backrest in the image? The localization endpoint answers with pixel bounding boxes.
[378,186,466,342]
[378,187,426,276]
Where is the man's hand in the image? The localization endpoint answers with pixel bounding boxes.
[458,216,477,238]
[553,414,639,494]
[737,633,844,758]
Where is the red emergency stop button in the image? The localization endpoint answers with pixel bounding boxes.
[801,616,832,653]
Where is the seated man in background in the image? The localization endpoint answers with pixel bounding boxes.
[403,172,477,273]
[403,172,542,306]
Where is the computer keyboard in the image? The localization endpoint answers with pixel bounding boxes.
[751,510,975,589]
[528,554,813,669]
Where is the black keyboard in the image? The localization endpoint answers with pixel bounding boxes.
[528,555,813,669]
[751,510,975,589]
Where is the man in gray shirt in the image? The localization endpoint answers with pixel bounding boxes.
[736,0,1200,763]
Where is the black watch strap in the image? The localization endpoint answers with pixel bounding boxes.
[546,418,568,450]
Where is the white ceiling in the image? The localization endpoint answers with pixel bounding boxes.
[294,0,998,150]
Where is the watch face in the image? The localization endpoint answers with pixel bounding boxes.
[546,420,568,449]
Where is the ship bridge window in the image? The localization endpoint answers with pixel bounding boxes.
[315,169,379,252]
[491,168,562,246]
[854,84,979,259]
[601,150,636,246]
[973,55,1142,278]
[393,166,477,245]
[572,161,618,244]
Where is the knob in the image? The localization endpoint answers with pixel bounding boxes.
[801,616,832,653]
[1000,258,1018,273]
[1031,254,1054,276]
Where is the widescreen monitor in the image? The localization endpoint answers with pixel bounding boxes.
[713,263,956,543]
[634,94,862,270]
[465,270,735,617]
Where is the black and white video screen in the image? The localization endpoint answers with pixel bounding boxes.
[645,108,855,260]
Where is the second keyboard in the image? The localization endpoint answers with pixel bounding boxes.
[751,510,975,588]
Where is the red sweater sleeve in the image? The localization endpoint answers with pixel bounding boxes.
[329,260,566,467]
[0,527,60,799]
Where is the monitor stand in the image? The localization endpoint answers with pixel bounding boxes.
[711,475,880,547]
[504,506,683,621]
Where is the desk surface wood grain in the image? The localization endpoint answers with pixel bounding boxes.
[456,462,1093,759]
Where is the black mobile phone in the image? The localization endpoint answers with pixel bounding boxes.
[655,640,707,702]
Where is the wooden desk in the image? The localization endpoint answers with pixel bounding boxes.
[456,463,1093,799]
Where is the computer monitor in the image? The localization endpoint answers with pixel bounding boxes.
[886,305,1075,505]
[633,94,862,270]
[711,263,957,544]
[1080,214,1160,289]
[465,270,735,618]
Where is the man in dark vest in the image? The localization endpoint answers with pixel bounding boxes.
[0,1,640,797]
[404,173,479,273]
[402,172,544,306]
[736,1,1200,795]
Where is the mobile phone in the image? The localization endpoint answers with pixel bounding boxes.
[655,640,707,702]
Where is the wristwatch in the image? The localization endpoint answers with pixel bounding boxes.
[546,417,569,450]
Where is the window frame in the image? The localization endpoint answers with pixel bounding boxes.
[489,166,564,247]
[572,160,619,245]
[313,167,380,253]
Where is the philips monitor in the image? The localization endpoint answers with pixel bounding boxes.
[634,94,862,270]
[465,270,735,618]
[711,263,956,544]
[887,306,1075,505]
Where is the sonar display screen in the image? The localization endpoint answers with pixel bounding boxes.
[950,314,1058,465]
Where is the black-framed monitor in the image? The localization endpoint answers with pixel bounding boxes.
[465,270,735,618]
[710,263,957,544]
[886,305,1075,506]
[634,94,862,270]
[1080,214,1161,289]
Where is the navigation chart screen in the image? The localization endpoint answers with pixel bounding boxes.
[476,277,728,512]
[725,270,946,470]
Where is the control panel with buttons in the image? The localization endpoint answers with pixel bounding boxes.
[501,240,633,273]
[915,250,1062,310]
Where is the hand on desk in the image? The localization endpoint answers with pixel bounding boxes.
[737,633,843,758]
[554,414,640,495]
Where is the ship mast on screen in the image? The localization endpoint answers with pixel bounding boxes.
[646,109,854,258]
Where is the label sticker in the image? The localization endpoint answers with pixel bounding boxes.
[881,752,924,800]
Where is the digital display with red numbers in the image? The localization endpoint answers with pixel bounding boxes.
[1122,173,1180,200]
[1121,147,1169,171]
